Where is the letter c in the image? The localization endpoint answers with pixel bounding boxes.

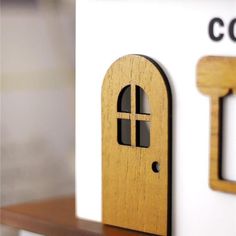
[209,18,224,41]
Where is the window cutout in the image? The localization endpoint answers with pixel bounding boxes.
[222,94,236,181]
[117,85,131,113]
[118,119,131,146]
[136,86,150,114]
[136,121,150,148]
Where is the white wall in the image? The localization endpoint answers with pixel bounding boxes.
[76,1,236,235]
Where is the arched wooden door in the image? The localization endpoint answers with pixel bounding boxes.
[102,55,172,236]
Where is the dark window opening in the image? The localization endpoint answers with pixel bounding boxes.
[136,121,150,148]
[136,86,150,114]
[117,85,131,113]
[117,119,131,146]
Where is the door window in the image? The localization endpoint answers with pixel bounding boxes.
[117,85,151,148]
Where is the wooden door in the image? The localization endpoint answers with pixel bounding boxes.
[102,55,172,236]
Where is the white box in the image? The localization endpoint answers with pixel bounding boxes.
[76,1,236,235]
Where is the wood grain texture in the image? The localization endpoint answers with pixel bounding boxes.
[102,55,172,235]
[0,196,150,236]
[197,56,236,194]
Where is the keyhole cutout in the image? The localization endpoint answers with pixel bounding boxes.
[152,161,160,173]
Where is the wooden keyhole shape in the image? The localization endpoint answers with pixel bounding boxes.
[197,56,236,194]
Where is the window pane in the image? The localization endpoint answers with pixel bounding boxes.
[117,85,131,113]
[117,119,131,146]
[136,121,150,148]
[136,86,150,114]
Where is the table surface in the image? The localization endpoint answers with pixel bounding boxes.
[0,196,151,236]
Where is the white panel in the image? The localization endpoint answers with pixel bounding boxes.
[76,1,236,236]
[222,95,236,181]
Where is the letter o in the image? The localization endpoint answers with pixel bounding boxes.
[229,18,236,42]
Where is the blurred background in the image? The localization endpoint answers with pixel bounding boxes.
[0,0,75,235]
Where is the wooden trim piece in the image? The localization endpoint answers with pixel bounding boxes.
[0,196,150,236]
[117,113,150,121]
[135,114,151,121]
[131,84,136,146]
[197,56,236,194]
[117,113,131,120]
